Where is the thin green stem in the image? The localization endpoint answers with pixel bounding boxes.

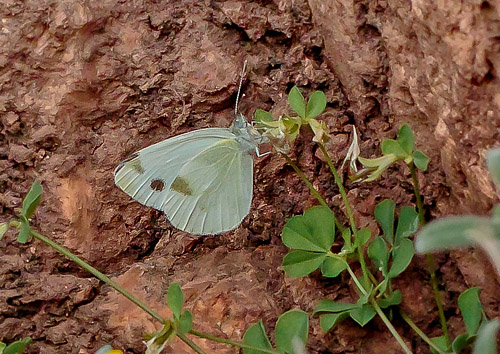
[318,143,357,232]
[177,333,207,354]
[318,143,370,286]
[409,162,450,346]
[370,299,412,354]
[189,330,279,354]
[400,310,445,353]
[28,228,165,324]
[346,264,411,353]
[282,153,345,232]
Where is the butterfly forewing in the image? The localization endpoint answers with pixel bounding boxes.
[114,128,255,235]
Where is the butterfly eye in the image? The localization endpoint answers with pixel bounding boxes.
[150,179,166,192]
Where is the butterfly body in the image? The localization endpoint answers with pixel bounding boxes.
[114,116,261,235]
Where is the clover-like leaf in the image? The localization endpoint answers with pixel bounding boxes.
[288,86,306,118]
[313,300,359,315]
[320,256,347,278]
[355,228,371,248]
[3,337,31,354]
[254,109,274,124]
[397,124,415,155]
[388,238,414,278]
[394,206,419,245]
[306,91,327,119]
[458,287,483,336]
[319,312,351,332]
[375,199,395,245]
[17,219,31,244]
[275,310,309,354]
[413,150,429,171]
[451,333,469,354]
[368,237,389,275]
[282,206,335,252]
[21,181,43,219]
[243,320,273,354]
[378,290,402,308]
[381,139,407,158]
[178,310,193,335]
[167,282,184,320]
[283,250,327,277]
[349,304,376,327]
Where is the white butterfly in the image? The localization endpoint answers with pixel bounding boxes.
[114,62,265,235]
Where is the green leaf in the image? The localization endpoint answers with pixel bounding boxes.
[375,199,396,245]
[21,181,43,219]
[282,250,326,277]
[378,290,402,308]
[275,310,309,354]
[3,338,31,354]
[451,333,469,353]
[349,304,376,327]
[368,236,389,275]
[177,310,193,334]
[458,287,483,336]
[306,91,327,119]
[473,319,499,354]
[487,148,500,187]
[288,86,306,118]
[255,109,274,123]
[17,220,30,244]
[388,238,414,278]
[381,139,407,158]
[355,228,371,248]
[397,124,415,155]
[394,206,419,245]
[320,257,347,278]
[243,320,273,354]
[282,206,335,252]
[0,342,5,354]
[313,300,359,315]
[430,336,449,354]
[167,282,184,319]
[415,216,491,253]
[0,223,8,241]
[413,150,429,171]
[319,312,350,332]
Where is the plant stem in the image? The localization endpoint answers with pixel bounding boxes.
[177,333,207,354]
[282,153,345,232]
[400,310,445,353]
[318,143,370,286]
[346,265,412,354]
[370,299,412,354]
[409,162,450,346]
[28,228,165,324]
[189,330,279,354]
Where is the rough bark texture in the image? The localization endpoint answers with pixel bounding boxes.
[1,0,499,353]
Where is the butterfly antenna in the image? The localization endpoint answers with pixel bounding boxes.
[234,59,248,116]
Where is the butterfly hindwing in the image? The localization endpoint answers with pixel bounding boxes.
[163,139,254,234]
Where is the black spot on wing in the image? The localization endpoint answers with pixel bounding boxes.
[150,179,165,191]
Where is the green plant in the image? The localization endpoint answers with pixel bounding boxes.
[254,86,496,354]
[415,148,500,353]
[0,338,31,354]
[2,181,310,354]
